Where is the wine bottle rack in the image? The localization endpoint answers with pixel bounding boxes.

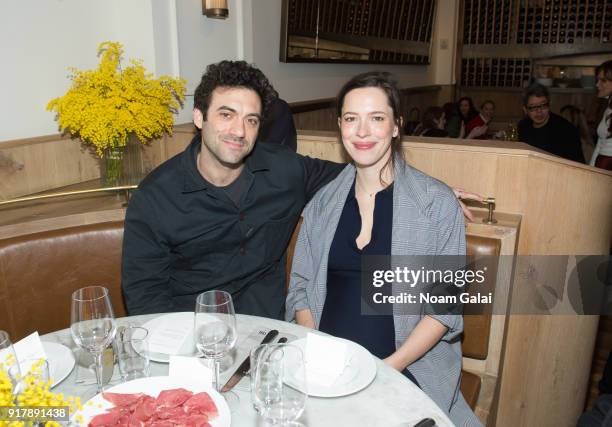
[283,0,436,64]
[461,0,611,87]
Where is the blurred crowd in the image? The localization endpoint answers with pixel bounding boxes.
[406,60,612,171]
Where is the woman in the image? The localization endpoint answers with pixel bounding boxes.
[443,102,465,138]
[457,97,478,131]
[590,60,612,171]
[285,72,481,426]
[465,100,495,140]
[420,106,449,137]
[560,105,595,163]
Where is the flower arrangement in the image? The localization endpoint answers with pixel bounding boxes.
[0,358,82,427]
[47,41,186,157]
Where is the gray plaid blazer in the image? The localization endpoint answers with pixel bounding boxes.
[286,157,482,427]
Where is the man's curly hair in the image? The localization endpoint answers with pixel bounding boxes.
[194,60,278,121]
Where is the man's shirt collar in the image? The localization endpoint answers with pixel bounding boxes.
[182,134,270,193]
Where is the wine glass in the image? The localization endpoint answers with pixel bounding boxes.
[70,286,116,393]
[194,290,237,396]
[252,343,307,426]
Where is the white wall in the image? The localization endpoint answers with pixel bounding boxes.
[0,0,187,142]
[174,0,244,124]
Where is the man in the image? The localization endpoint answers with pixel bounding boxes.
[518,84,585,163]
[121,60,342,318]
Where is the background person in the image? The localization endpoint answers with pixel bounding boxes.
[560,105,595,163]
[285,71,481,426]
[465,100,495,140]
[590,60,612,171]
[457,96,479,133]
[518,84,585,163]
[443,102,464,138]
[420,106,449,137]
[257,97,297,151]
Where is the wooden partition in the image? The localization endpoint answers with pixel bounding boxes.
[296,131,612,427]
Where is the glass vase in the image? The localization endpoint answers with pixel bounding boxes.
[101,146,125,187]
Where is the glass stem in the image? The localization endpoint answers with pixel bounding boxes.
[214,359,221,392]
[93,352,104,392]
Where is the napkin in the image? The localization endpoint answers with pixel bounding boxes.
[169,356,213,387]
[148,319,194,356]
[305,332,347,387]
[13,331,47,362]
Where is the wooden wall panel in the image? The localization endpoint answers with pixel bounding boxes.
[0,137,100,200]
[0,130,193,201]
[293,107,338,132]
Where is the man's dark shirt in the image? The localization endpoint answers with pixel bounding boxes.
[122,135,343,318]
[518,112,585,163]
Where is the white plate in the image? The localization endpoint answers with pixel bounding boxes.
[141,312,197,363]
[75,376,230,426]
[289,337,376,398]
[42,341,75,388]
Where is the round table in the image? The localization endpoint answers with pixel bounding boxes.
[43,314,453,427]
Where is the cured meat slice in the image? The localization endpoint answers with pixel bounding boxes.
[159,413,210,427]
[146,422,174,427]
[156,406,186,420]
[89,407,125,427]
[102,392,145,408]
[132,395,157,421]
[183,392,218,419]
[155,388,194,409]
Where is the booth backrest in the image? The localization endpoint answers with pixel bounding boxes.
[0,221,126,340]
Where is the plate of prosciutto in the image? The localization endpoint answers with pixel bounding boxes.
[75,376,231,427]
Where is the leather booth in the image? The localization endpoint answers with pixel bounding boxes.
[0,221,126,340]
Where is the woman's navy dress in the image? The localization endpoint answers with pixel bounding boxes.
[319,181,419,386]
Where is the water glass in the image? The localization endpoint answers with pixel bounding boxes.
[251,343,307,426]
[0,330,19,384]
[116,326,150,381]
[12,359,50,396]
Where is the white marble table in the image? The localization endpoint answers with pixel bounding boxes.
[43,314,453,427]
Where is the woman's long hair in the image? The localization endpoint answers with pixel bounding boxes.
[596,60,612,138]
[457,96,478,125]
[336,71,403,185]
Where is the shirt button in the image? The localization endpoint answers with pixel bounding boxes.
[239,212,245,221]
[240,245,246,255]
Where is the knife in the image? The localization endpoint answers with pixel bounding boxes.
[221,329,279,392]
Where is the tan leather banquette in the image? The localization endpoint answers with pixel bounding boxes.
[0,221,127,339]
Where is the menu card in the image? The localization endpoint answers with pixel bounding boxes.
[14,331,47,362]
[305,332,347,387]
[149,319,194,355]
[169,356,212,386]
